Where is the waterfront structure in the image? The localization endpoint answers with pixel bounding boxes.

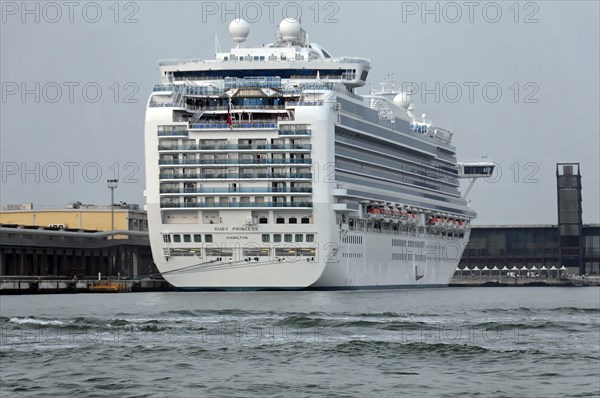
[459,224,600,275]
[556,163,585,274]
[0,203,154,279]
[0,202,148,232]
[0,226,156,279]
[144,19,492,289]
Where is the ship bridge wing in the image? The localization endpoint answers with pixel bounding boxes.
[458,162,495,178]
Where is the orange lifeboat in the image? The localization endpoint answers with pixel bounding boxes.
[399,210,409,224]
[382,207,393,220]
[367,207,382,219]
[391,207,401,222]
[408,212,418,225]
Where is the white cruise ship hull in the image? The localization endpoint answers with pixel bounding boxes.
[144,18,479,291]
[150,230,469,290]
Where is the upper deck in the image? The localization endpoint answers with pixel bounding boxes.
[158,18,370,89]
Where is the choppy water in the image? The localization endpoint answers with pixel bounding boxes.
[1,287,598,397]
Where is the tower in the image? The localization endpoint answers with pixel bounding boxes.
[556,163,584,274]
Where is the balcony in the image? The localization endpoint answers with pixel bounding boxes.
[278,129,312,136]
[158,130,188,137]
[159,172,313,180]
[158,144,312,151]
[191,104,285,111]
[160,201,313,209]
[158,158,312,165]
[160,187,312,194]
[189,122,278,129]
[287,101,323,107]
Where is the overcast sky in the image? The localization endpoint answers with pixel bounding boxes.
[1,1,598,225]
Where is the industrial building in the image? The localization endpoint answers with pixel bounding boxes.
[0,202,156,279]
[459,224,600,276]
[0,202,148,232]
[459,163,600,276]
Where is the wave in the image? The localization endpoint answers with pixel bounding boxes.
[7,317,65,326]
[478,306,599,315]
[329,340,492,356]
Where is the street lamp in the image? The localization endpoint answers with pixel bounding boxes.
[107,179,118,231]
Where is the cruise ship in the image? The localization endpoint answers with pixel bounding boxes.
[144,19,493,290]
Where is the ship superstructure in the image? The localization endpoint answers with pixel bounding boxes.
[144,19,493,289]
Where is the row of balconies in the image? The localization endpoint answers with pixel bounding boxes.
[160,201,313,209]
[159,187,312,194]
[159,172,313,180]
[158,143,312,151]
[158,158,312,165]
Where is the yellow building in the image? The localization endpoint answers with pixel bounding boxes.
[0,203,147,232]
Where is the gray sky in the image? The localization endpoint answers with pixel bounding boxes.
[1,1,598,225]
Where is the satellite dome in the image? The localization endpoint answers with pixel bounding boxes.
[393,92,411,109]
[279,18,301,41]
[229,19,250,45]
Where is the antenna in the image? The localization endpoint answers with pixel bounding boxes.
[214,33,221,55]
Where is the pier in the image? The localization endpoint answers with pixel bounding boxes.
[0,224,158,284]
[0,277,173,294]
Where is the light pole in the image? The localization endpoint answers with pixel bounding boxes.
[107,179,118,231]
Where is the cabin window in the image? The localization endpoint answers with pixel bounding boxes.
[301,217,310,224]
[183,234,191,243]
[193,234,202,242]
[295,234,303,243]
[276,217,285,224]
[205,234,213,243]
[173,234,181,243]
[284,234,292,243]
[273,234,282,242]
[306,234,315,242]
[259,217,268,224]
[289,217,297,224]
[262,234,270,243]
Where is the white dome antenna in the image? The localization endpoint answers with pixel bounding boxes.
[279,18,301,42]
[393,92,411,109]
[229,19,250,48]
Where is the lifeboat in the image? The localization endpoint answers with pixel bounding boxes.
[433,217,445,229]
[408,212,418,225]
[366,206,382,219]
[399,210,409,225]
[447,219,457,230]
[391,207,401,223]
[381,206,392,220]
[458,219,465,231]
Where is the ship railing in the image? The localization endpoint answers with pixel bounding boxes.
[158,159,312,165]
[287,101,324,106]
[158,144,312,151]
[278,129,312,136]
[153,84,176,92]
[159,173,313,180]
[149,102,185,108]
[189,122,278,129]
[410,123,454,145]
[323,57,370,65]
[160,201,313,208]
[158,130,189,137]
[189,104,286,111]
[152,84,223,95]
[224,76,282,89]
[160,187,313,194]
